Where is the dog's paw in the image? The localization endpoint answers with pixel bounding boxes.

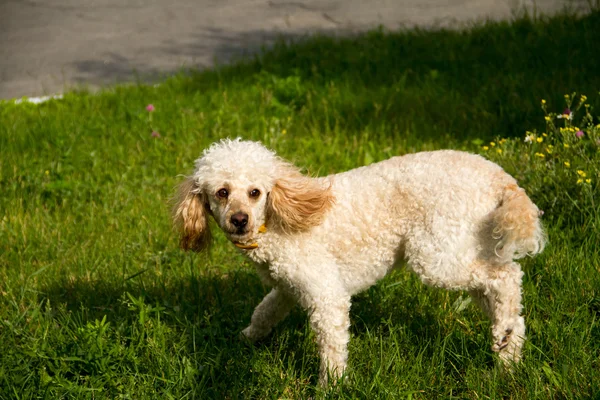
[493,319,525,368]
[240,325,269,343]
[318,367,349,388]
[491,328,512,352]
[240,326,256,342]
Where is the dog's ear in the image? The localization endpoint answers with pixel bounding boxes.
[267,164,334,233]
[172,176,211,251]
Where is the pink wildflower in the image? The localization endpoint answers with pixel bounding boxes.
[151,131,161,138]
[576,130,584,138]
[146,104,155,112]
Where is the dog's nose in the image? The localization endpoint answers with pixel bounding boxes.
[230,212,249,228]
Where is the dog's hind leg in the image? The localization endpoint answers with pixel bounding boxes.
[241,288,296,341]
[469,261,526,366]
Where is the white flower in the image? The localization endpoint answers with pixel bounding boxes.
[557,109,573,120]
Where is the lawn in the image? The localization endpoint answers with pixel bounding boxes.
[1,9,599,399]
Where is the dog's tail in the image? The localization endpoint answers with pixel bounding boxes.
[489,184,546,264]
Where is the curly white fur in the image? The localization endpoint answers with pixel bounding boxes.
[173,138,546,385]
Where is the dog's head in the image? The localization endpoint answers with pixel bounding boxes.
[172,139,334,251]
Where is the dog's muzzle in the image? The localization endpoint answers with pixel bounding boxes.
[233,224,267,250]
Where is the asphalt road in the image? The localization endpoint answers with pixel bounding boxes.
[0,0,590,99]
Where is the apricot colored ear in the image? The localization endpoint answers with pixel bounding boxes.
[172,177,211,251]
[267,166,334,233]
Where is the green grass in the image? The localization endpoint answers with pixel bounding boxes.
[1,9,600,399]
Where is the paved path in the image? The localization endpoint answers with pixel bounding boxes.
[0,0,589,100]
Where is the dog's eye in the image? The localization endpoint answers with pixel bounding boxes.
[249,189,261,198]
[217,188,229,199]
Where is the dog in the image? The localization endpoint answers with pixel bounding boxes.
[173,138,546,385]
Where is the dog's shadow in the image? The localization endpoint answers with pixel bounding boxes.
[42,265,490,392]
[42,266,322,393]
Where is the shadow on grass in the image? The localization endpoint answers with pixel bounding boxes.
[40,268,312,395]
[164,10,600,141]
[40,263,490,394]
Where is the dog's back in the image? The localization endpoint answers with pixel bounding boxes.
[314,150,545,291]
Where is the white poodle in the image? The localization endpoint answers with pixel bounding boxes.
[173,138,546,385]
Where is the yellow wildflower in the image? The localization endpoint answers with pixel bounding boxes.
[581,95,587,102]
[546,147,553,154]
[482,146,489,151]
[535,153,545,158]
[281,129,287,135]
[586,179,592,184]
[563,143,570,148]
[490,142,496,147]
[545,116,551,122]
[497,149,503,154]
[577,170,586,177]
[541,99,547,104]
[536,137,543,143]
[542,133,548,137]
[564,161,571,168]
[577,178,583,184]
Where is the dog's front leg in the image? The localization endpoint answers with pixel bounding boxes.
[306,294,352,386]
[241,288,296,341]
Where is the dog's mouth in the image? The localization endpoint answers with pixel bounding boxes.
[227,227,252,239]
[227,224,267,250]
[228,230,258,250]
